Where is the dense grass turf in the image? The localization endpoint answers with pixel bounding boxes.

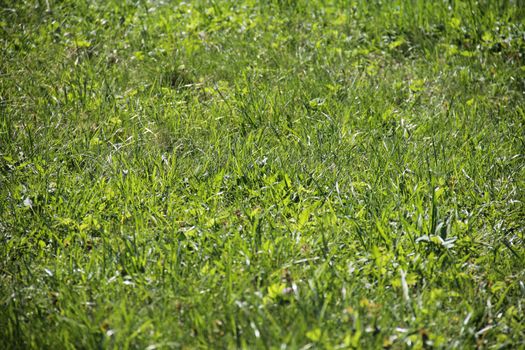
[1,0,524,348]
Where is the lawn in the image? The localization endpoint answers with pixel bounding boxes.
[1,0,524,348]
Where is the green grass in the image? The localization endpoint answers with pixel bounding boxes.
[1,0,524,348]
